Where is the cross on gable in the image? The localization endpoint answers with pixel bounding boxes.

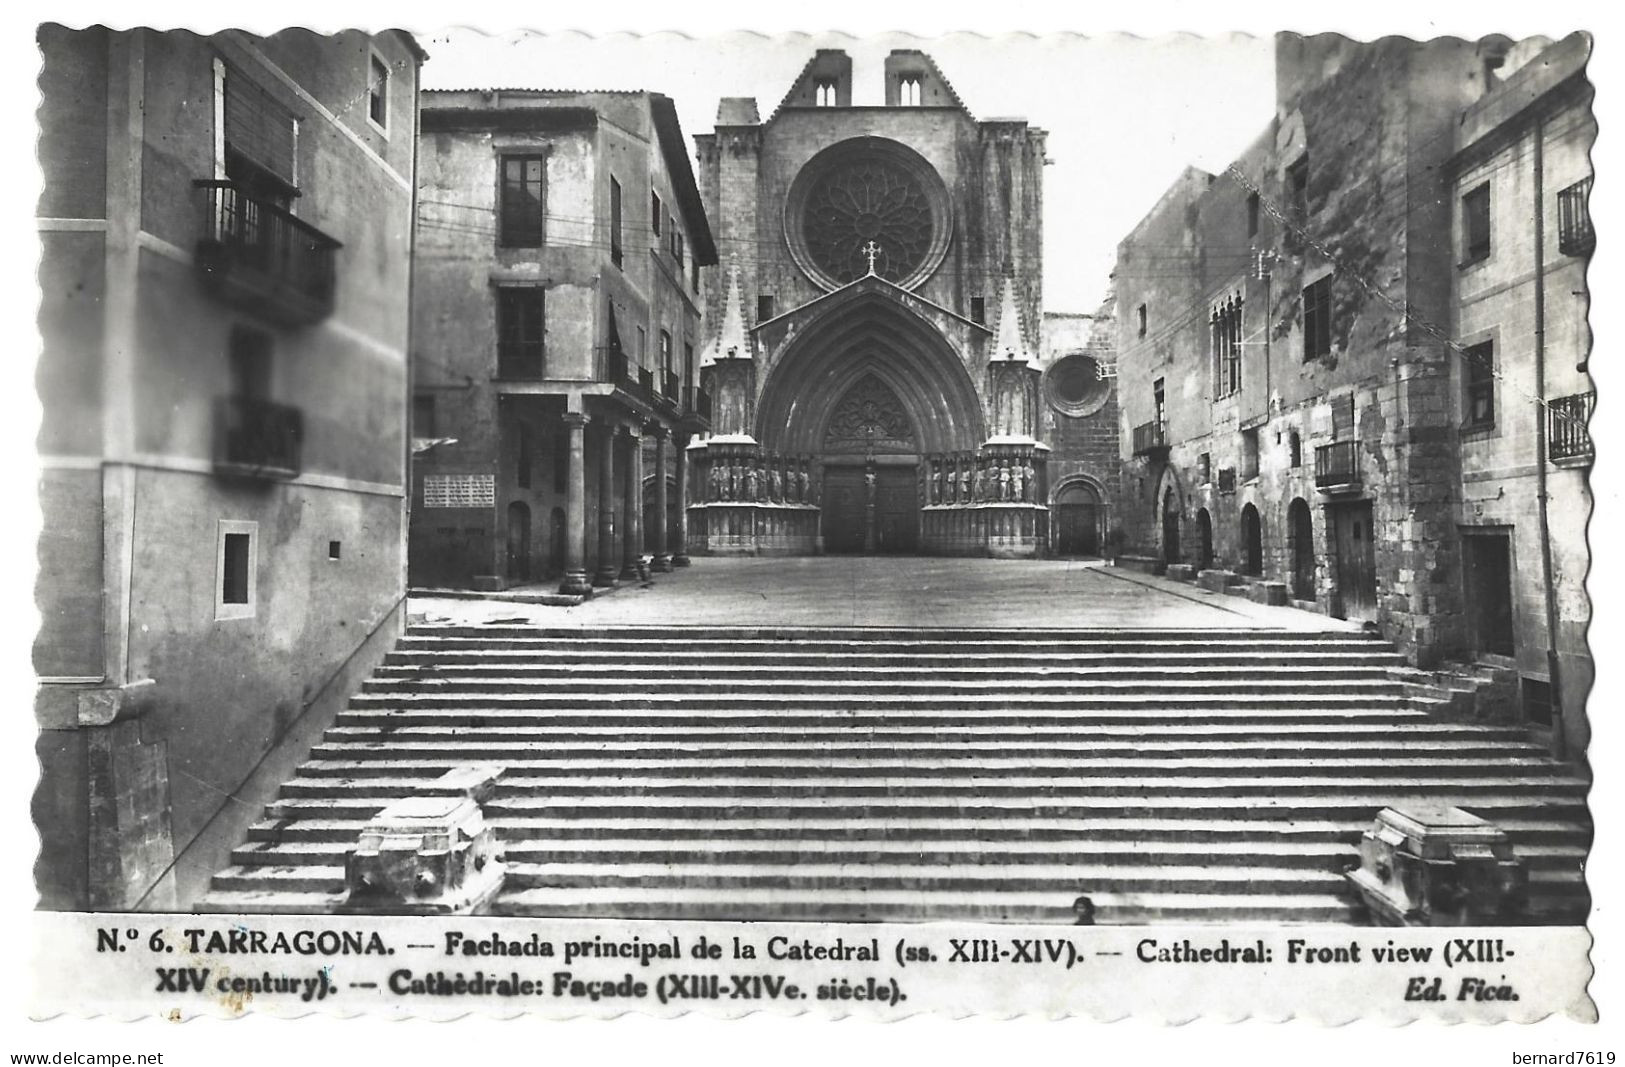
[862,241,881,274]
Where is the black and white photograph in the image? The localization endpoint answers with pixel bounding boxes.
[10,0,1619,1056]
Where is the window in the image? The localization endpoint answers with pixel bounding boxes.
[328,540,342,560]
[1303,276,1332,360]
[672,228,685,268]
[368,54,389,130]
[691,258,700,293]
[412,393,436,437]
[1289,429,1302,468]
[215,520,258,620]
[1212,295,1243,397]
[899,77,922,106]
[499,155,546,247]
[496,288,546,378]
[1286,156,1309,226]
[651,192,662,236]
[1137,303,1148,338]
[229,325,273,401]
[1241,427,1260,481]
[1462,182,1491,265]
[636,326,648,369]
[1558,177,1594,256]
[659,330,673,377]
[1153,378,1166,434]
[1247,192,1260,238]
[610,176,623,268]
[815,80,838,107]
[220,63,298,203]
[1463,340,1495,429]
[970,296,985,325]
[516,423,533,490]
[757,295,776,323]
[1198,452,1211,483]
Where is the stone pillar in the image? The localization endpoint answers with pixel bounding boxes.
[621,425,644,580]
[594,422,618,587]
[559,413,593,595]
[651,427,672,571]
[673,433,691,566]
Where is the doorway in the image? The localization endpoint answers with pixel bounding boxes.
[505,501,531,583]
[1054,482,1101,556]
[1463,530,1516,656]
[822,465,918,554]
[1160,491,1181,564]
[1196,508,1214,571]
[1240,503,1263,577]
[1330,500,1377,621]
[1288,498,1315,600]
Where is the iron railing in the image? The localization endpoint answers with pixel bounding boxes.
[1131,420,1167,457]
[193,179,339,325]
[685,385,712,422]
[1315,440,1359,488]
[1548,391,1594,462]
[661,369,680,405]
[214,395,303,479]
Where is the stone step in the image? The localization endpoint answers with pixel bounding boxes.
[387,647,1409,663]
[340,698,1437,720]
[404,625,1372,640]
[361,678,1412,698]
[372,664,1405,684]
[244,814,1590,845]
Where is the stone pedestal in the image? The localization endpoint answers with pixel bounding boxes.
[1198,568,1240,593]
[1164,564,1198,582]
[1346,805,1527,925]
[1247,580,1290,605]
[343,765,506,914]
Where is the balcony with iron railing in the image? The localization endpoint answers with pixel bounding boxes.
[1315,439,1360,493]
[685,385,712,423]
[213,395,304,480]
[660,369,681,407]
[1132,420,1169,460]
[193,180,340,326]
[1548,391,1594,464]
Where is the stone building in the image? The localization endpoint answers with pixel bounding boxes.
[1113,34,1592,751]
[35,26,424,908]
[409,89,716,592]
[1445,34,1593,756]
[1043,300,1121,557]
[689,50,1057,557]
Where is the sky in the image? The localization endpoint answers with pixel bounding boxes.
[418,30,1277,314]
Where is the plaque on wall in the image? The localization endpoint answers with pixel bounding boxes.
[423,473,496,508]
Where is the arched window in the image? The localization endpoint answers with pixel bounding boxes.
[1212,293,1243,397]
[815,80,837,107]
[899,77,922,106]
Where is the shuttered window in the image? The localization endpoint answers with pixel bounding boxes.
[224,67,297,189]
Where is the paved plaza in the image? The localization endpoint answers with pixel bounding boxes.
[410,558,1361,631]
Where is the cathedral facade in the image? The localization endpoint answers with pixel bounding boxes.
[689,50,1069,557]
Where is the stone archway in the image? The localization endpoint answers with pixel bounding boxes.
[1052,475,1105,557]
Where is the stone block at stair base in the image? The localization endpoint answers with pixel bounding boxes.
[1346,805,1527,926]
[1197,569,1239,593]
[343,765,505,914]
[1164,564,1197,582]
[1247,580,1289,606]
[1115,554,1163,575]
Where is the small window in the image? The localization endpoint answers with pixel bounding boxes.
[499,155,546,247]
[1241,427,1260,481]
[216,520,258,620]
[609,176,623,269]
[1198,452,1211,483]
[673,229,685,268]
[651,192,662,236]
[1246,192,1260,238]
[1137,303,1148,338]
[691,258,701,293]
[368,54,389,130]
[1461,182,1491,265]
[1463,340,1495,429]
[1303,276,1332,360]
[1153,377,1166,433]
[328,540,342,561]
[1558,177,1593,256]
[757,295,776,323]
[659,330,673,378]
[970,296,986,324]
[684,342,695,388]
[1287,156,1309,224]
[496,288,546,379]
[899,76,923,106]
[1289,429,1302,468]
[636,326,647,369]
[412,393,436,437]
[815,80,838,107]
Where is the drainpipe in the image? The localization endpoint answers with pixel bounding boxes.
[1532,114,1568,760]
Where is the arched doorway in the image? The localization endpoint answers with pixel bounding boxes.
[505,501,531,583]
[752,287,986,556]
[1161,491,1181,565]
[1054,481,1102,556]
[548,506,566,577]
[1288,498,1314,600]
[1196,508,1214,571]
[1240,503,1263,577]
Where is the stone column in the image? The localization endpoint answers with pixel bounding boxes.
[620,425,644,580]
[651,427,672,571]
[594,421,618,587]
[673,433,691,566]
[558,413,593,596]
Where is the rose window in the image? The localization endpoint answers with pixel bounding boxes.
[801,160,935,285]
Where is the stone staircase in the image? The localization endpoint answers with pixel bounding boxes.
[202,625,1591,924]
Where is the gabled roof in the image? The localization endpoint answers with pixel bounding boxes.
[650,93,718,265]
[751,271,992,337]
